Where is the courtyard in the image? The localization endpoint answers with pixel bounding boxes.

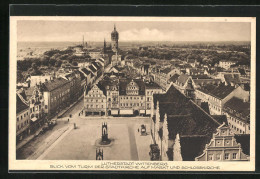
[40,117,152,161]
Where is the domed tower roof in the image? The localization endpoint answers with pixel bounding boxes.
[111,24,119,36]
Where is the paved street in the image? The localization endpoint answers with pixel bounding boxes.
[41,117,152,161]
[16,98,84,160]
[17,97,152,161]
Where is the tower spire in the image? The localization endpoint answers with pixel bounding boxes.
[114,24,116,30]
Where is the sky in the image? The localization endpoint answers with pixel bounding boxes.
[17,20,251,42]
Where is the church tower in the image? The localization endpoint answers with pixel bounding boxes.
[111,24,119,53]
[103,38,106,53]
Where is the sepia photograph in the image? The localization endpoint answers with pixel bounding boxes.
[9,16,256,171]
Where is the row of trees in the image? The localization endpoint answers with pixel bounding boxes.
[127,47,250,66]
[17,48,91,82]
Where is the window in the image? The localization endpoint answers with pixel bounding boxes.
[225,153,229,160]
[208,154,213,161]
[216,154,221,160]
[17,117,19,122]
[45,105,48,109]
[233,153,237,159]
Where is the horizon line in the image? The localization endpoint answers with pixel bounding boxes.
[18,40,251,43]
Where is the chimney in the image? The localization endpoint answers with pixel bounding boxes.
[243,97,247,103]
[196,98,201,107]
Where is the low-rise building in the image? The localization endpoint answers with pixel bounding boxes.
[63,71,82,103]
[84,84,107,116]
[42,78,71,116]
[16,93,30,142]
[195,83,249,115]
[151,85,227,161]
[145,82,163,115]
[223,97,250,134]
[195,124,249,161]
[219,60,237,70]
[21,85,46,133]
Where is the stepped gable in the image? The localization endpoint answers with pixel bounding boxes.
[16,93,29,114]
[118,78,145,95]
[179,135,212,161]
[234,134,250,155]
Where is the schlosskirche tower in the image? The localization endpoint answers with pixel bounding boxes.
[111,24,119,53]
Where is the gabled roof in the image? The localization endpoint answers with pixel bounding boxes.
[238,68,246,75]
[166,100,221,141]
[169,74,180,83]
[201,102,210,114]
[223,97,250,119]
[211,115,228,124]
[144,82,161,89]
[89,65,97,73]
[24,87,35,99]
[92,61,102,70]
[119,79,146,95]
[198,83,235,100]
[160,68,172,74]
[42,78,70,92]
[234,134,250,155]
[180,135,211,161]
[78,70,86,80]
[81,68,91,75]
[224,73,241,85]
[176,74,190,85]
[153,85,191,121]
[17,94,29,114]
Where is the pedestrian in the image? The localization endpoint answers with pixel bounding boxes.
[68,118,69,122]
[138,128,139,133]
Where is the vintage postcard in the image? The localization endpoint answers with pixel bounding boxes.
[9,16,255,172]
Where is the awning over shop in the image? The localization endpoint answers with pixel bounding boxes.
[140,110,145,114]
[111,110,119,115]
[120,109,133,115]
[31,117,38,122]
[146,110,151,114]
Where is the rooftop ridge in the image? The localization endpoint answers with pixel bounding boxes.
[189,99,222,126]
